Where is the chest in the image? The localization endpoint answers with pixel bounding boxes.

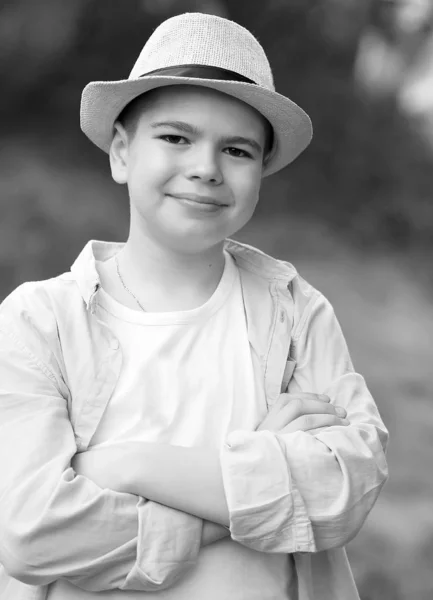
[61,273,293,452]
[90,288,268,448]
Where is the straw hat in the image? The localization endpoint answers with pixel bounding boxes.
[80,12,312,176]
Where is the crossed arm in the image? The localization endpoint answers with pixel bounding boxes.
[74,442,230,537]
[0,320,352,592]
[72,393,347,532]
[0,286,388,594]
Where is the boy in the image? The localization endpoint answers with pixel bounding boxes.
[0,12,388,600]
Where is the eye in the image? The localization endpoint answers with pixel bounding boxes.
[159,135,189,145]
[225,147,253,159]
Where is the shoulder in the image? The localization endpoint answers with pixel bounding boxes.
[226,238,330,332]
[1,272,78,319]
[288,272,333,339]
[0,272,83,349]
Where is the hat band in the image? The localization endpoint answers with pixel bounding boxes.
[141,63,274,157]
[141,64,257,85]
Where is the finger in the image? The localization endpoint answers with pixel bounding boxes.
[276,393,330,413]
[281,398,346,421]
[280,392,331,403]
[281,414,349,434]
[259,395,344,432]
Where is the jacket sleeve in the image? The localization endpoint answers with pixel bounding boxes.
[220,292,389,553]
[0,317,202,592]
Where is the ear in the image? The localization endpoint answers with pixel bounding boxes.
[109,122,129,184]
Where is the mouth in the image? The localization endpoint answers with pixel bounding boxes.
[167,193,228,208]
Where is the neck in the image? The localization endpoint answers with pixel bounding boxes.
[115,223,226,309]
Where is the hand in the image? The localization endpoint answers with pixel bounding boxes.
[257,392,349,434]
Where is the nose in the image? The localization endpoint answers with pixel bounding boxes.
[185,146,223,185]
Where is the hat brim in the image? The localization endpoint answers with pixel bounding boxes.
[80,76,312,176]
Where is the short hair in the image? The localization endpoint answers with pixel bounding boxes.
[116,88,274,164]
[116,91,157,138]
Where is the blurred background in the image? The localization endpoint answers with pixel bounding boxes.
[1,0,432,598]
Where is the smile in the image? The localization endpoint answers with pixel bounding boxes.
[167,193,228,212]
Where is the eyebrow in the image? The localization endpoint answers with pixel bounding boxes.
[150,120,264,154]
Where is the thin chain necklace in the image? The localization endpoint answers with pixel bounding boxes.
[114,254,147,312]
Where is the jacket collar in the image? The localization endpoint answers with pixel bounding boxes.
[70,240,123,310]
[70,239,298,310]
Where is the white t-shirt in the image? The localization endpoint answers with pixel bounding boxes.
[48,252,294,599]
[90,252,264,450]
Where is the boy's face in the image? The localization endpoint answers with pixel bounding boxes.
[110,85,267,253]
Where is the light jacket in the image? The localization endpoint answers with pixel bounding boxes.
[0,239,389,600]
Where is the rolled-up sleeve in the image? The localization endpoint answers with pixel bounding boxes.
[0,320,202,591]
[220,292,389,553]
